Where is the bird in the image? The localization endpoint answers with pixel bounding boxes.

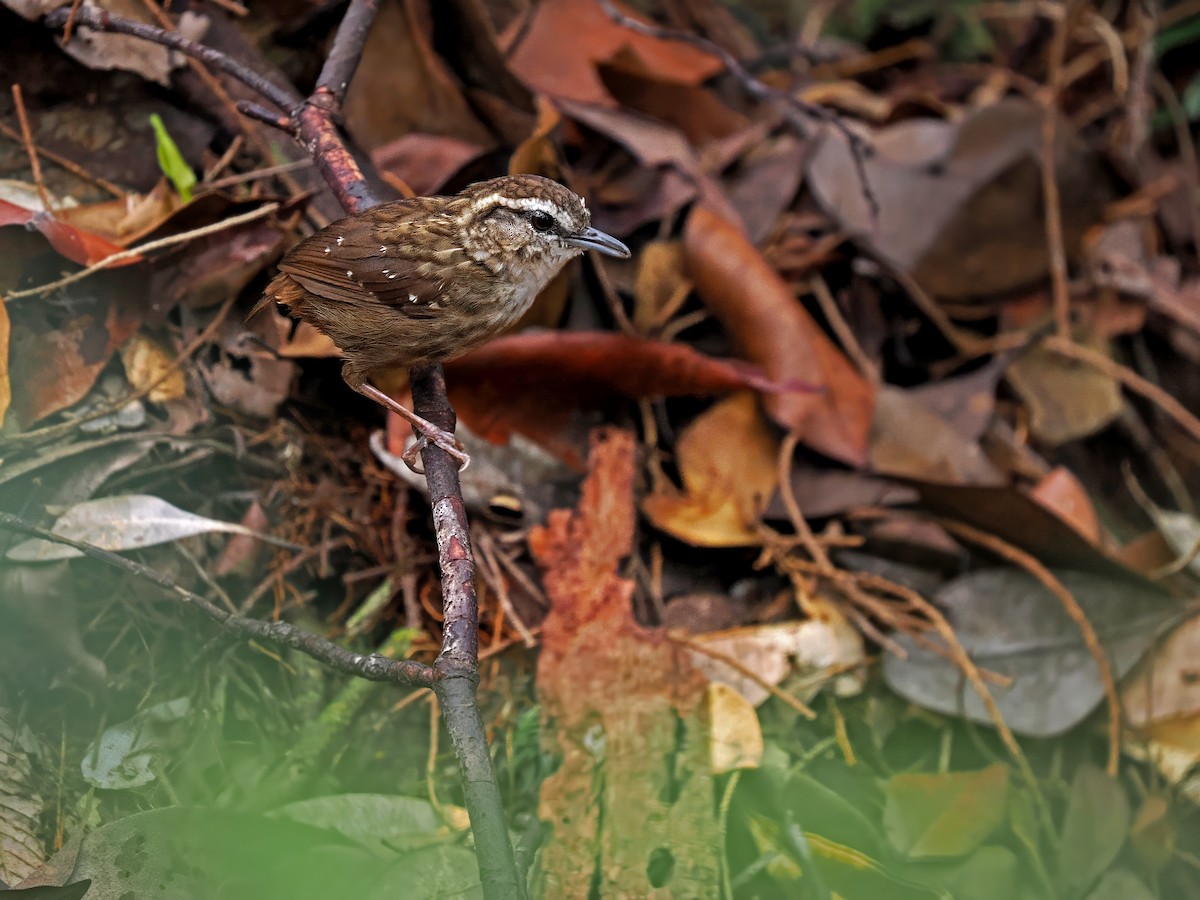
[253,174,630,468]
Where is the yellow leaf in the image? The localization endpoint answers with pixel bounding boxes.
[642,392,779,546]
[120,333,185,403]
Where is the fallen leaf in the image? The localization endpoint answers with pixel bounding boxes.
[119,333,185,403]
[502,0,722,108]
[868,385,1005,485]
[883,568,1181,736]
[1058,765,1130,897]
[883,765,1008,859]
[6,1,208,86]
[1029,467,1103,545]
[445,331,775,466]
[632,240,689,333]
[0,705,44,883]
[686,599,866,706]
[708,682,763,774]
[372,133,489,197]
[7,494,297,562]
[0,198,137,268]
[10,299,141,426]
[1123,615,1200,726]
[684,205,875,465]
[1006,339,1123,445]
[643,393,778,546]
[81,697,192,789]
[807,98,1110,300]
[343,0,493,150]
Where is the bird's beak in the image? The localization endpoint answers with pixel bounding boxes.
[566,226,631,259]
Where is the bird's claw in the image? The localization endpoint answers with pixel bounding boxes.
[401,427,470,474]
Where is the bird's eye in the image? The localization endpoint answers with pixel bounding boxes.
[529,211,556,233]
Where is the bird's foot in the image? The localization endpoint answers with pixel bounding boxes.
[400,426,470,474]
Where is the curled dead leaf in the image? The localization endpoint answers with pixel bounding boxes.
[684,205,874,465]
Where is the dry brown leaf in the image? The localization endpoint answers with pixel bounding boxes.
[1006,340,1123,446]
[807,98,1110,300]
[599,47,748,144]
[684,205,875,465]
[508,96,563,179]
[502,0,722,108]
[6,1,207,86]
[0,199,137,267]
[869,385,1004,485]
[119,333,185,403]
[632,240,689,333]
[371,133,489,197]
[10,300,140,425]
[445,331,774,466]
[343,0,493,150]
[643,393,779,547]
[1029,467,1103,545]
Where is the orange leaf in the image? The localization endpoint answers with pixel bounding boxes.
[502,0,722,107]
[684,205,875,465]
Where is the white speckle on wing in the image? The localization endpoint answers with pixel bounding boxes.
[346,270,354,278]
[388,273,397,279]
[379,246,387,253]
[324,246,331,254]
[408,293,418,303]
[336,235,345,246]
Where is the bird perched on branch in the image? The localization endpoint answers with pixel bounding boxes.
[253,174,630,468]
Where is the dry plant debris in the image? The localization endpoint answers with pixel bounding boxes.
[1,0,1199,897]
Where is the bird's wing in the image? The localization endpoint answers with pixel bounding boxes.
[276,199,459,319]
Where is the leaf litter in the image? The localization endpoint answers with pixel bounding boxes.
[2,1,1200,897]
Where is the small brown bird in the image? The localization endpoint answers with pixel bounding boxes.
[254,174,630,467]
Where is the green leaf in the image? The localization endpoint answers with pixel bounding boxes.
[930,845,1022,900]
[1057,764,1130,898]
[149,113,196,203]
[883,764,1009,859]
[1084,869,1155,900]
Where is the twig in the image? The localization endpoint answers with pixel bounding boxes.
[2,202,280,301]
[1040,0,1074,338]
[807,274,879,383]
[597,0,879,221]
[938,518,1122,776]
[669,633,816,719]
[0,511,434,687]
[11,85,53,211]
[205,159,313,191]
[38,5,523,895]
[44,7,297,113]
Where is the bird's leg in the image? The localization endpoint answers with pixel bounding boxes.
[352,381,470,471]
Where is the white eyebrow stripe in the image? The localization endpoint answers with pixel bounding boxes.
[468,193,575,229]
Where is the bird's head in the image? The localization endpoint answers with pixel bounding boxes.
[455,175,630,278]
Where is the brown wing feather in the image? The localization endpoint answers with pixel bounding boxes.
[274,198,473,319]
